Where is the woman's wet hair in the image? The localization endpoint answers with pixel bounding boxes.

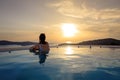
[39,33,46,44]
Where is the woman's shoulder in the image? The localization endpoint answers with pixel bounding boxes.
[45,41,49,45]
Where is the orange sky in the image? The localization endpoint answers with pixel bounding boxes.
[0,0,120,43]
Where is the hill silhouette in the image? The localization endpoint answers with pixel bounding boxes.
[0,40,37,46]
[79,38,120,45]
[59,38,120,46]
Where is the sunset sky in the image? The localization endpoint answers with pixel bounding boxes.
[0,0,120,43]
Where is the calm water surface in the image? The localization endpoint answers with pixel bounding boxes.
[0,46,120,80]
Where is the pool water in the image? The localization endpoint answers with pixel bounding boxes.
[0,46,120,80]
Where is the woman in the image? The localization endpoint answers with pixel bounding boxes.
[38,33,50,64]
[30,33,50,53]
[30,33,50,64]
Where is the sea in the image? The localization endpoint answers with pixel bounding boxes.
[0,45,120,80]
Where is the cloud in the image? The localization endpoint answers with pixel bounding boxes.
[49,0,120,20]
[49,0,120,39]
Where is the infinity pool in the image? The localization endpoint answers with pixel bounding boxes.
[0,46,120,80]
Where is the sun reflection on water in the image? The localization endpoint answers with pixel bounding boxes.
[65,47,73,55]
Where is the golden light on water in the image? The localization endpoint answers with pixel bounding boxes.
[65,47,73,55]
[61,23,77,37]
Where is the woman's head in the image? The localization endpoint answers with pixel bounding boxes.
[39,33,46,44]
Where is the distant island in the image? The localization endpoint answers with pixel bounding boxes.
[0,40,37,46]
[79,38,120,45]
[59,38,120,46]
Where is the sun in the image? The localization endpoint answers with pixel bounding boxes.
[61,23,77,37]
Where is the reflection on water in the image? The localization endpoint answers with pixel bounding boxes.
[65,47,73,55]
[29,50,48,65]
[0,46,120,80]
[38,54,47,64]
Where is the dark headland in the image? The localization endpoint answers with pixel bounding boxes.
[0,40,37,46]
[59,38,120,46]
